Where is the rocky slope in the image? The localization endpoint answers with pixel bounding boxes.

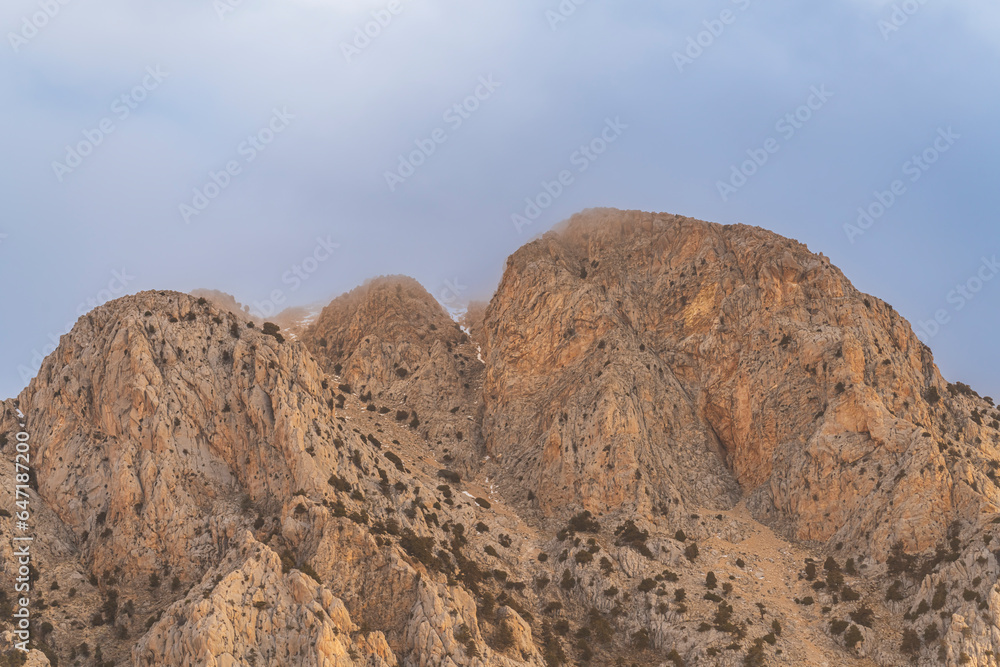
[189,289,327,339]
[301,276,487,473]
[1,209,999,667]
[481,211,997,556]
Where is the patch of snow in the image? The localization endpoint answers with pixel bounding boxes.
[446,305,468,322]
[462,491,475,499]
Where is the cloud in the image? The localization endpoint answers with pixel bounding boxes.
[0,0,997,400]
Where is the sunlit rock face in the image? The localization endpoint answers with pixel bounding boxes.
[3,210,1000,667]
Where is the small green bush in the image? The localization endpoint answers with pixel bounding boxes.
[567,511,600,533]
[844,624,863,649]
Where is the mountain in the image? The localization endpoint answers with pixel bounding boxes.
[300,275,486,473]
[189,288,328,339]
[2,209,999,667]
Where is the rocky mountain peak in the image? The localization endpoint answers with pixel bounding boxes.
[480,210,991,558]
[301,275,485,469]
[4,212,1000,667]
[305,275,462,353]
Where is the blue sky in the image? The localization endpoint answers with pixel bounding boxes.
[1,0,998,400]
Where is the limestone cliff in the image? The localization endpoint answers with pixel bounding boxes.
[302,276,486,473]
[1,210,999,667]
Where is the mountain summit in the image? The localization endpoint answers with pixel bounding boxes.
[2,209,999,666]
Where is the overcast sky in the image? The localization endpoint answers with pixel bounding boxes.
[1,0,998,400]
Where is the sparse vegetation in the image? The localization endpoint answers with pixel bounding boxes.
[844,624,863,649]
[931,582,948,610]
[614,520,653,558]
[399,530,442,571]
[886,580,905,601]
[15,245,1000,667]
[438,469,461,484]
[901,628,921,655]
[262,322,285,343]
[567,510,600,533]
[493,621,515,652]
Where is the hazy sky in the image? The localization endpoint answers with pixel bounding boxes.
[1,0,998,400]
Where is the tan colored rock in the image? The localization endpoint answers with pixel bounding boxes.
[134,531,396,666]
[302,275,486,472]
[3,210,1000,667]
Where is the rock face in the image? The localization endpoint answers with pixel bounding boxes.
[189,289,257,322]
[480,210,995,563]
[17,291,338,584]
[135,531,397,667]
[302,276,487,472]
[2,209,1000,667]
[190,288,327,337]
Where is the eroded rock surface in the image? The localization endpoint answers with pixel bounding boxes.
[1,210,999,667]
